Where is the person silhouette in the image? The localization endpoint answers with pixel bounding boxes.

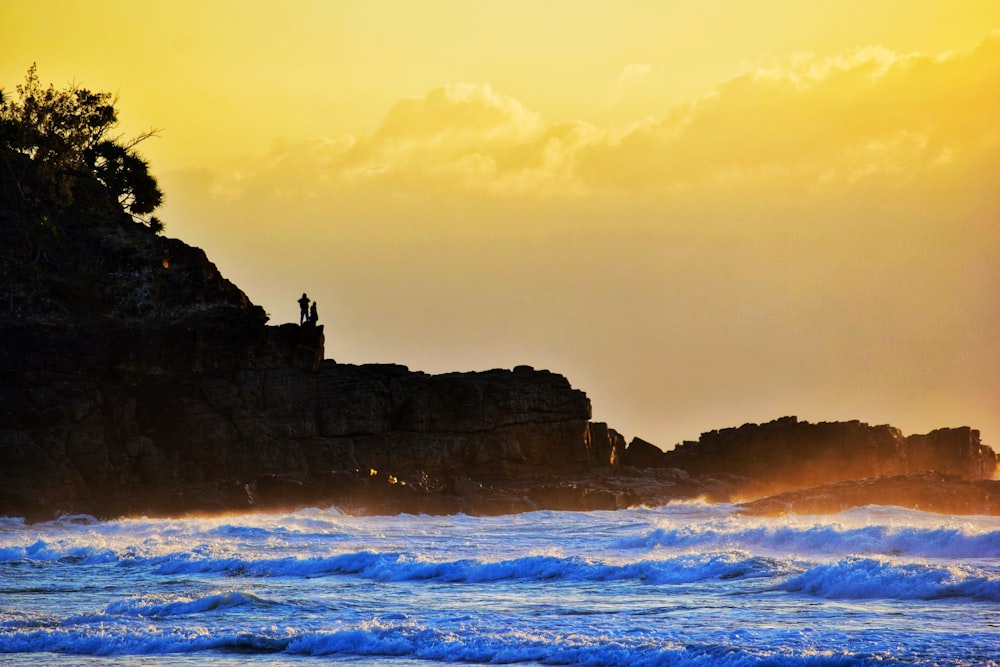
[298,293,310,325]
[309,301,318,324]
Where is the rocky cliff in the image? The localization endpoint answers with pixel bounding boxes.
[1,154,631,519]
[1,311,628,514]
[1,302,624,519]
[1,144,997,519]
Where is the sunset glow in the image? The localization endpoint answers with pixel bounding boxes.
[3,1,998,449]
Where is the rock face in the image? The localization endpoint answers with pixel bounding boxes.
[621,437,668,469]
[740,473,1000,517]
[0,306,607,519]
[0,159,616,519]
[646,416,997,493]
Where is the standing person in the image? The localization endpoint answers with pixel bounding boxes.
[298,293,310,325]
[310,301,318,324]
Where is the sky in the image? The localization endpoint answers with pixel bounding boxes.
[2,1,998,451]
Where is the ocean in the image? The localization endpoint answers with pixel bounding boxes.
[1,503,997,666]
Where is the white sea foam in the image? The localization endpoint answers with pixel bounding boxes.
[1,505,998,665]
[0,620,903,666]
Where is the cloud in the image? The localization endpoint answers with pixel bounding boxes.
[608,63,656,107]
[158,35,1000,451]
[346,82,549,194]
[616,63,654,86]
[580,35,1000,197]
[205,34,999,214]
[371,83,542,146]
[215,83,595,201]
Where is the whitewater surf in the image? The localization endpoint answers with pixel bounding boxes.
[1,503,998,666]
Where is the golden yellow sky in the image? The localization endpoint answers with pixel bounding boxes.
[3,1,999,449]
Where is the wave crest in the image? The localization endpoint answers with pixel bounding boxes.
[780,556,1000,601]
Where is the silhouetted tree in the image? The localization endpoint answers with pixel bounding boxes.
[0,64,164,229]
[87,140,163,216]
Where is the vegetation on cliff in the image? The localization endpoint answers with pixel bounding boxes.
[1,65,162,228]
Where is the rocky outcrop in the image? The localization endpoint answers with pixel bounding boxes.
[740,472,1000,516]
[629,416,997,495]
[621,437,667,469]
[0,304,604,519]
[906,427,997,479]
[1,168,615,519]
[585,422,626,469]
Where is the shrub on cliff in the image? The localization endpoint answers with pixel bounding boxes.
[0,64,163,230]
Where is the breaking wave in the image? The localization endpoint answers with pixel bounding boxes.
[0,618,922,665]
[1,542,787,585]
[619,520,1000,559]
[3,505,998,665]
[780,556,1000,601]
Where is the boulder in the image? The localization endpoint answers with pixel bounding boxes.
[621,437,667,468]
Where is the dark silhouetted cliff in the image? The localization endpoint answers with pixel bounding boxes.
[654,416,996,492]
[0,305,609,518]
[0,146,627,518]
[1,143,996,519]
